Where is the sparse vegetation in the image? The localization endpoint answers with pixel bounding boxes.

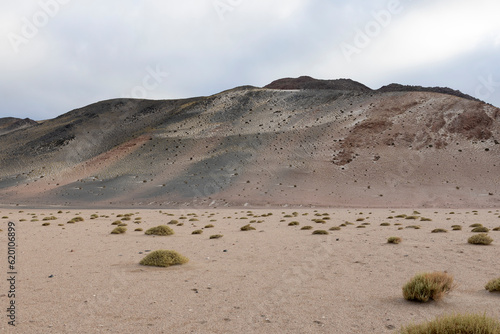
[468,233,493,245]
[398,313,500,334]
[312,230,329,235]
[168,220,179,225]
[402,272,454,302]
[134,228,143,232]
[387,237,402,244]
[111,220,121,225]
[210,234,223,239]
[469,223,483,227]
[145,225,174,236]
[192,230,203,234]
[485,277,500,292]
[301,226,313,230]
[451,225,462,230]
[329,226,341,231]
[288,221,299,226]
[204,224,214,228]
[42,216,57,221]
[139,250,188,267]
[380,223,391,226]
[42,222,50,226]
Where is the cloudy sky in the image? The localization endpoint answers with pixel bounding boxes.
[1,0,499,120]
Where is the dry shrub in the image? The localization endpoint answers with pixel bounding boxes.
[387,237,402,244]
[402,272,454,302]
[241,224,256,231]
[468,234,493,245]
[145,225,174,236]
[111,226,127,234]
[471,226,490,233]
[139,250,188,267]
[431,228,447,233]
[485,277,500,292]
[398,313,500,334]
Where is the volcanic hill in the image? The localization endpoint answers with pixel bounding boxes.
[1,76,499,208]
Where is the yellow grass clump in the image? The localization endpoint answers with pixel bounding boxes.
[402,272,454,302]
[145,225,174,236]
[387,237,402,244]
[468,234,493,245]
[398,313,500,334]
[485,278,500,293]
[139,250,188,267]
[111,226,127,234]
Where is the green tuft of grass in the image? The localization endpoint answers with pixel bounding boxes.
[134,228,143,232]
[405,216,419,220]
[468,233,493,245]
[139,250,188,267]
[493,227,500,231]
[402,272,454,302]
[469,223,483,227]
[42,216,57,221]
[301,226,313,230]
[240,224,256,231]
[406,225,421,229]
[42,222,50,226]
[420,217,432,221]
[387,236,402,244]
[191,230,203,235]
[380,223,391,226]
[145,225,174,236]
[398,313,500,334]
[288,221,299,226]
[168,220,179,225]
[111,226,127,234]
[329,226,341,231]
[111,220,122,225]
[312,230,329,235]
[451,225,462,230]
[209,234,223,239]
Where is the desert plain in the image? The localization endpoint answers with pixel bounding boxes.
[1,206,499,333]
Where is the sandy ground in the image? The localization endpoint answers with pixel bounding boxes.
[0,207,499,333]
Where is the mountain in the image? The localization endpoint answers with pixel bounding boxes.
[0,77,499,208]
